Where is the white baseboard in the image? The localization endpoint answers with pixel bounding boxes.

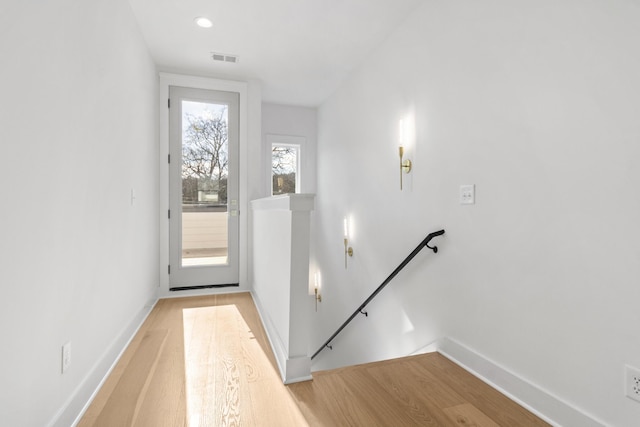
[437,337,605,427]
[47,298,158,427]
[250,291,287,380]
[283,356,313,385]
[250,291,312,384]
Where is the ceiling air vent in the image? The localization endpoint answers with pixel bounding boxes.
[211,52,239,63]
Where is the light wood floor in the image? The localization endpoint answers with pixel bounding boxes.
[289,354,550,426]
[79,293,549,426]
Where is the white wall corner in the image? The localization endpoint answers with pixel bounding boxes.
[437,337,606,427]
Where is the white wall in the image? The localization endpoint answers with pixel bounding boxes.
[0,1,159,426]
[311,1,640,425]
[262,103,318,195]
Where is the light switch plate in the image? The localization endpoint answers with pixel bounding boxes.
[62,342,71,374]
[460,184,475,205]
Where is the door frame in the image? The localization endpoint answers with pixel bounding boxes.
[168,86,240,289]
[159,73,249,297]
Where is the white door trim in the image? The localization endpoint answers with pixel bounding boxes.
[159,73,249,297]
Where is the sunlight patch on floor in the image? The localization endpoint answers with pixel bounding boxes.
[182,304,308,426]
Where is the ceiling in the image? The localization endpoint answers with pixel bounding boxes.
[127,0,425,106]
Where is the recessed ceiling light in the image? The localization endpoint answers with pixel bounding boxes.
[194,17,213,28]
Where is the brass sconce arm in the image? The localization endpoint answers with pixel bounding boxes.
[399,146,412,190]
[344,238,353,269]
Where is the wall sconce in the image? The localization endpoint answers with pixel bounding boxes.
[314,272,322,311]
[344,218,353,268]
[398,119,412,190]
[399,146,412,190]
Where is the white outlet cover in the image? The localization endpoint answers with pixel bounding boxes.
[460,184,475,205]
[625,365,640,403]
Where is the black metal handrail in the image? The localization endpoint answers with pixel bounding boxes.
[311,229,445,360]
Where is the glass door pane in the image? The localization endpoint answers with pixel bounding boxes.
[169,86,239,288]
[181,100,228,267]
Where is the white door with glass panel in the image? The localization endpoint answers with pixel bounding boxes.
[168,86,239,289]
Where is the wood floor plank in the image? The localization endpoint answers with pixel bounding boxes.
[290,352,550,427]
[443,403,500,427]
[340,367,421,426]
[133,330,187,427]
[247,378,309,426]
[289,371,387,426]
[181,297,308,427]
[184,304,245,426]
[214,306,247,426]
[131,298,189,427]
[237,308,309,426]
[417,354,550,426]
[365,359,463,425]
[91,329,169,426]
[183,305,219,426]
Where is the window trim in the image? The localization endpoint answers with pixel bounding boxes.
[266,134,305,196]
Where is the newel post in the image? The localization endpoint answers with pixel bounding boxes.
[251,194,315,383]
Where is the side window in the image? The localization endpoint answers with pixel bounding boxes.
[271,144,299,195]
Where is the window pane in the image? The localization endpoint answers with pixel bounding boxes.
[272,145,297,195]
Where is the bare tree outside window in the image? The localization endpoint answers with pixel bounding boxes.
[181,106,228,205]
[272,145,298,195]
